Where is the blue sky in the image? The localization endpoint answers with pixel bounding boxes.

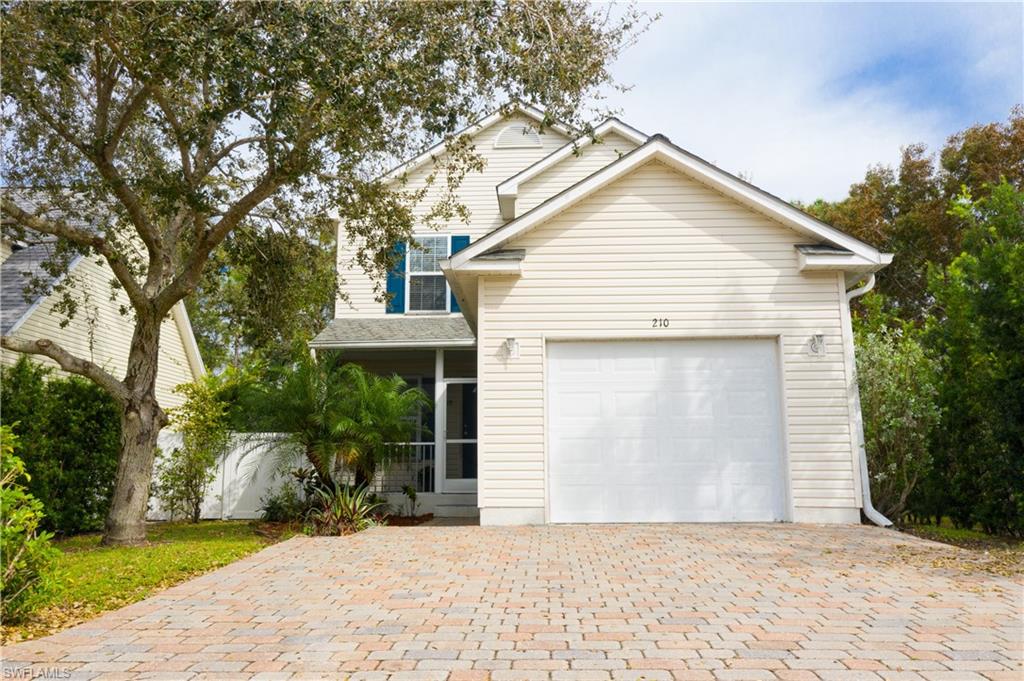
[602,2,1023,201]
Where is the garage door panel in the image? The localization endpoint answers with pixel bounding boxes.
[613,391,657,417]
[548,339,787,523]
[663,391,714,418]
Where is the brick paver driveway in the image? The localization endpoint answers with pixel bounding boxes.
[3,524,1021,680]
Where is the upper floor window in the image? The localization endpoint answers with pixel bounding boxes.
[407,235,448,312]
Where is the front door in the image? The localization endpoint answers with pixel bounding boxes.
[443,380,477,492]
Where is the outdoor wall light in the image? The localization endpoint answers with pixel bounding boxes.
[808,332,826,357]
[504,337,520,359]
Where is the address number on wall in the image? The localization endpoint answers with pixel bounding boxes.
[651,318,670,328]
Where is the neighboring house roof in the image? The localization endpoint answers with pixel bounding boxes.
[311,316,475,349]
[1,189,206,379]
[1,241,83,335]
[449,134,893,271]
[496,117,648,219]
[380,103,575,184]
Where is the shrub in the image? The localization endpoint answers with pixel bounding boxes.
[154,376,234,522]
[0,425,58,622]
[260,480,307,523]
[855,302,940,523]
[922,181,1024,536]
[0,356,120,535]
[307,484,384,535]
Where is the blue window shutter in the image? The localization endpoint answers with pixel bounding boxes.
[450,235,470,312]
[386,242,406,314]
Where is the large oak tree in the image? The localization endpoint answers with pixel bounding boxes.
[0,1,644,544]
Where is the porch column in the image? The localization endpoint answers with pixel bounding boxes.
[434,348,445,494]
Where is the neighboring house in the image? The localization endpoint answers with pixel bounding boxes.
[314,104,892,525]
[0,205,205,409]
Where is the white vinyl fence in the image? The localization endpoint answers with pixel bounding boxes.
[148,432,292,521]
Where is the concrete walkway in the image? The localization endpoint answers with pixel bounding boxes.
[3,524,1021,680]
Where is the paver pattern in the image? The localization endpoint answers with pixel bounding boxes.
[3,524,1021,680]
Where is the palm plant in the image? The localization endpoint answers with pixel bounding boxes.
[331,364,432,488]
[241,353,429,490]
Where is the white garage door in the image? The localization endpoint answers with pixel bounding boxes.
[547,339,787,523]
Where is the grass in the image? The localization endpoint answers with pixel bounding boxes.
[2,520,291,645]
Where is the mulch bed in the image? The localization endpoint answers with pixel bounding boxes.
[382,513,434,527]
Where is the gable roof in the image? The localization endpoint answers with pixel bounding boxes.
[495,117,648,219]
[1,241,83,335]
[380,103,576,184]
[450,134,892,270]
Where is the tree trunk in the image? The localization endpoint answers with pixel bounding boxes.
[102,314,167,545]
[354,467,371,490]
[305,446,334,489]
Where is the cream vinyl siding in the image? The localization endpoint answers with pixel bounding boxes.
[478,160,860,516]
[334,116,569,318]
[516,131,638,215]
[1,257,197,409]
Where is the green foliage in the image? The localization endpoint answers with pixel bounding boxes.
[239,354,430,489]
[258,469,320,523]
[307,484,385,536]
[0,426,58,623]
[854,306,940,521]
[922,180,1024,536]
[154,375,235,523]
[188,224,339,370]
[0,357,121,535]
[259,483,306,524]
[330,364,433,488]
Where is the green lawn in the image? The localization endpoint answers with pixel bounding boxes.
[3,521,288,644]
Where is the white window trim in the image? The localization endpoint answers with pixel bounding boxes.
[405,233,452,314]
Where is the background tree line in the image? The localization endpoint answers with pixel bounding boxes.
[804,107,1023,535]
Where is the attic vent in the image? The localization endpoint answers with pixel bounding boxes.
[494,123,542,149]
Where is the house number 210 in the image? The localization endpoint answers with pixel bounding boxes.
[651,318,670,328]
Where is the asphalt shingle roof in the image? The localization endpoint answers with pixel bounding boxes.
[1,242,81,335]
[310,316,475,349]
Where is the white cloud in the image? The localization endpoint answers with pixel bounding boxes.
[603,3,1022,202]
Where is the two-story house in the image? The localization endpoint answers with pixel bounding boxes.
[311,105,892,526]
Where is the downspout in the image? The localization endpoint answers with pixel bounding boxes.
[845,274,893,527]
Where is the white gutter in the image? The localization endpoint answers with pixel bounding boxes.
[845,274,893,527]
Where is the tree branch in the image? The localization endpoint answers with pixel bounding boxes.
[196,136,262,177]
[105,82,154,157]
[1,201,149,311]
[1,335,128,403]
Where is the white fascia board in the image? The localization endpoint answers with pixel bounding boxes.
[798,251,893,272]
[380,104,575,184]
[309,338,476,350]
[440,257,521,275]
[452,138,887,269]
[495,118,648,219]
